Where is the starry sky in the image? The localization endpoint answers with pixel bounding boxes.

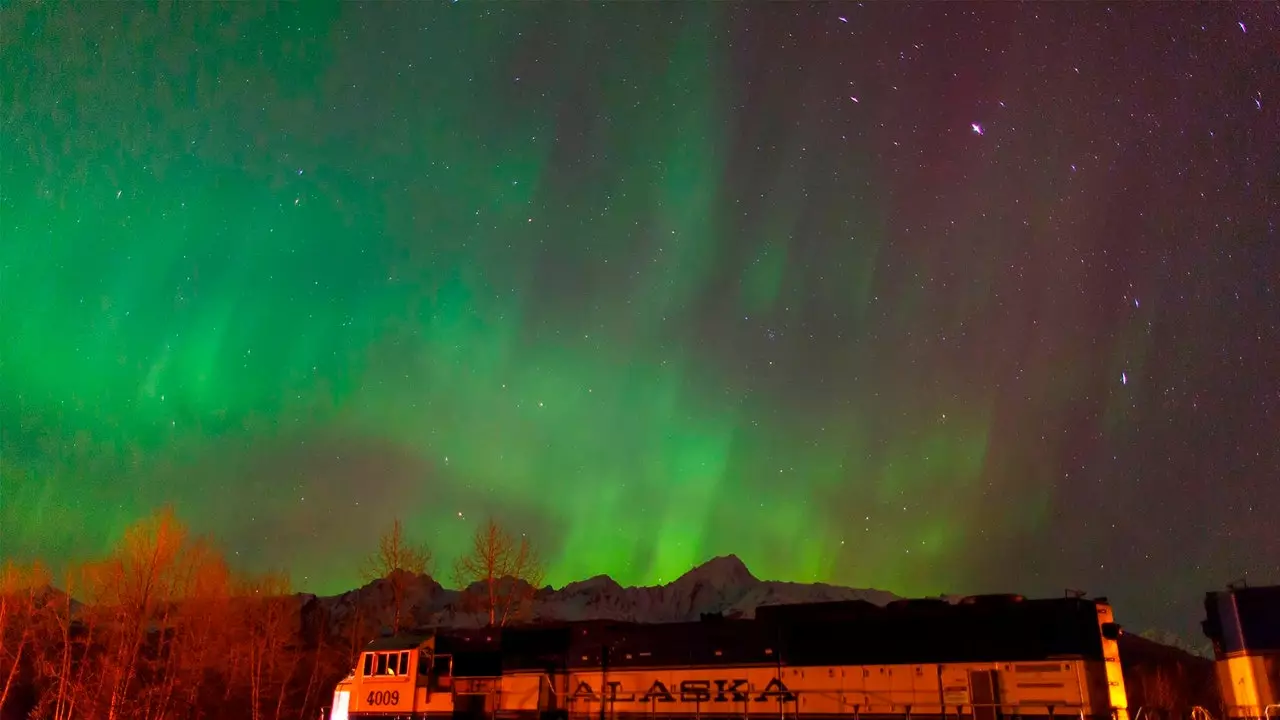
[2,3,1277,638]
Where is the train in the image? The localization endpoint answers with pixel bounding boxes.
[322,584,1278,720]
[1201,584,1280,717]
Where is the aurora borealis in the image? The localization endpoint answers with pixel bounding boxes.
[2,2,1277,636]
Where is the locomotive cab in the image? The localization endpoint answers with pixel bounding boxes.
[327,633,456,720]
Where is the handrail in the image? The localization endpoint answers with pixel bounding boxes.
[563,694,1101,714]
[1263,704,1279,720]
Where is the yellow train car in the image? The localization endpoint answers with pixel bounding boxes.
[327,595,1128,720]
[1202,584,1280,719]
[327,633,457,719]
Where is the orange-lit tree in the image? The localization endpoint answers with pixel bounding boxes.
[238,571,298,720]
[362,518,433,633]
[451,518,544,627]
[0,559,51,711]
[94,506,194,720]
[7,504,359,720]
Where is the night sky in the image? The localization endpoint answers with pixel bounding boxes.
[3,3,1277,639]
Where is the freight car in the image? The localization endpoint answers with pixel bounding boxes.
[325,594,1129,720]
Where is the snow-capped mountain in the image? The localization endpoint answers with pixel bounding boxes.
[301,554,901,639]
[533,555,899,623]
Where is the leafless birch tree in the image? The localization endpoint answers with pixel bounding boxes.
[362,518,432,633]
[451,518,544,626]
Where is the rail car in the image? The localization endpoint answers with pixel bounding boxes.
[325,594,1129,720]
[1201,584,1280,718]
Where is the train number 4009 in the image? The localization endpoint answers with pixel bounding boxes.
[366,690,400,706]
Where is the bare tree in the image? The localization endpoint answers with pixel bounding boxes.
[238,571,296,720]
[93,505,192,720]
[452,518,545,627]
[158,539,234,720]
[0,559,50,710]
[362,518,433,633]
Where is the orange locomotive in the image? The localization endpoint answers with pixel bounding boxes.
[326,594,1129,720]
[1201,584,1280,719]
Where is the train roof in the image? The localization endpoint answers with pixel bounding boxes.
[364,633,435,651]
[418,595,1113,674]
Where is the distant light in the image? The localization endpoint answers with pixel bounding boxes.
[971,123,984,135]
[838,16,848,22]
[1121,372,1128,385]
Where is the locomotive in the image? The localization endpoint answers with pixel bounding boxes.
[325,593,1130,720]
[1201,583,1280,718]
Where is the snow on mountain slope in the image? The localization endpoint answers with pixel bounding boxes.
[307,554,901,635]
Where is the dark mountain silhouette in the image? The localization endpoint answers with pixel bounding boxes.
[302,553,901,638]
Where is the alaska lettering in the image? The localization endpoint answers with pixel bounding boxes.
[755,677,796,702]
[639,680,675,702]
[570,678,793,704]
[605,682,635,701]
[713,679,749,702]
[678,680,710,702]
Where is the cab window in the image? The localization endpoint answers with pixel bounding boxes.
[430,655,453,691]
[362,650,413,677]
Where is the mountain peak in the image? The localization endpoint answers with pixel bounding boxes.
[676,554,756,586]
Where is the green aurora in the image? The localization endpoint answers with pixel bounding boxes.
[5,3,1275,639]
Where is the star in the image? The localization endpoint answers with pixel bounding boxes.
[971,123,983,135]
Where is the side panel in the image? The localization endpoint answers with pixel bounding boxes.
[563,661,1111,718]
[500,673,546,712]
[347,675,415,715]
[454,677,501,718]
[941,664,972,706]
[1218,655,1280,717]
[997,661,1086,711]
[420,686,456,715]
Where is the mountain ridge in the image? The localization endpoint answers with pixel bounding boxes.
[302,552,901,634]
[299,552,1210,665]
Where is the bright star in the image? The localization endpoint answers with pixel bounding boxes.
[971,123,983,135]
